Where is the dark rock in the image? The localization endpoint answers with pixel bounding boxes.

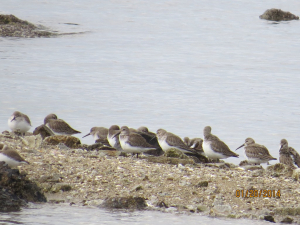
[275,207,300,216]
[0,162,46,212]
[82,143,117,151]
[165,148,188,159]
[43,135,81,148]
[259,9,299,21]
[101,196,147,210]
[0,188,26,212]
[147,156,195,165]
[264,215,275,223]
[267,163,293,177]
[196,181,209,188]
[51,183,72,193]
[157,201,168,208]
[185,154,209,164]
[0,14,55,37]
[281,217,293,224]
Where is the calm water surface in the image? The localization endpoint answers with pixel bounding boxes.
[0,0,300,223]
[0,203,272,225]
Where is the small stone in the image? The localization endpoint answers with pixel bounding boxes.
[157,201,168,208]
[292,168,300,181]
[196,181,208,188]
[51,183,72,193]
[101,196,147,210]
[281,217,293,224]
[197,205,208,212]
[132,185,143,191]
[142,176,149,181]
[264,215,275,223]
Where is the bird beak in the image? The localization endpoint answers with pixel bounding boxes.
[111,130,121,139]
[236,144,245,151]
[82,133,91,138]
[11,116,16,122]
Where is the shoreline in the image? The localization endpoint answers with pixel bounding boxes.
[1,132,300,223]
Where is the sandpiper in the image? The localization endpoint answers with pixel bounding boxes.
[202,126,239,160]
[156,129,197,154]
[113,126,156,157]
[279,139,297,169]
[0,145,29,168]
[8,111,31,135]
[137,126,164,156]
[107,125,122,151]
[82,127,109,145]
[236,137,276,165]
[44,113,81,136]
[289,146,300,168]
[184,137,204,155]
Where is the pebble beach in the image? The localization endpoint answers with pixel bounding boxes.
[1,131,300,224]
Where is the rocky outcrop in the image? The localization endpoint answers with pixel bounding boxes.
[101,196,147,210]
[0,162,46,212]
[0,14,55,38]
[259,9,299,21]
[43,135,81,148]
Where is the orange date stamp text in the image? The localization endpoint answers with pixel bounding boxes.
[235,189,280,198]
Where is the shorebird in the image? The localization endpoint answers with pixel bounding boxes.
[236,137,276,165]
[0,145,29,168]
[8,111,31,135]
[289,147,300,168]
[112,126,156,157]
[137,126,164,156]
[156,129,198,154]
[107,125,122,151]
[44,113,81,136]
[279,139,297,169]
[82,127,109,145]
[184,137,204,155]
[202,126,239,160]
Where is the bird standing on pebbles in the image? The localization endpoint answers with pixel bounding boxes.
[44,114,81,136]
[107,125,123,151]
[8,111,31,135]
[202,126,239,160]
[0,145,29,168]
[184,137,204,155]
[112,126,156,157]
[236,137,276,165]
[82,127,109,145]
[279,139,299,169]
[156,129,198,154]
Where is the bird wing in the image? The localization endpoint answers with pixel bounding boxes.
[23,114,32,126]
[246,144,276,160]
[289,147,300,167]
[165,134,197,153]
[210,136,238,157]
[128,134,155,148]
[48,119,80,134]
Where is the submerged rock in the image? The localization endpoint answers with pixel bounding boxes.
[0,14,55,37]
[101,196,147,210]
[0,162,46,212]
[43,135,81,148]
[259,9,299,21]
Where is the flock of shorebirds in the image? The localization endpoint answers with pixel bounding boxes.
[1,111,300,170]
